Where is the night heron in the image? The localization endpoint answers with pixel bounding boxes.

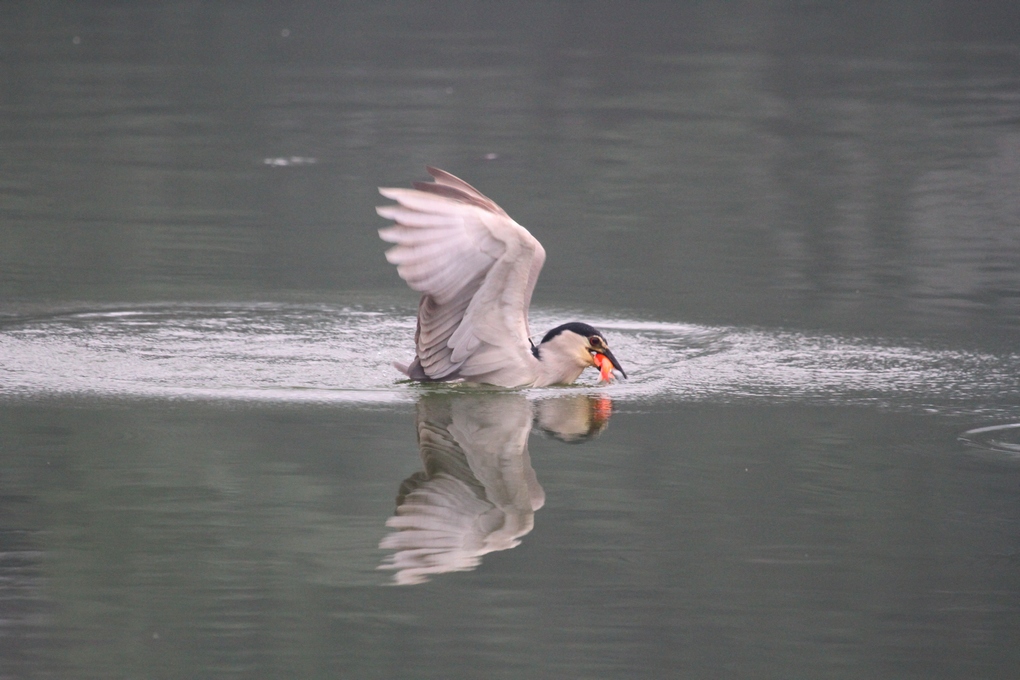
[376,167,626,387]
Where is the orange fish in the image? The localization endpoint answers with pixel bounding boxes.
[593,352,615,382]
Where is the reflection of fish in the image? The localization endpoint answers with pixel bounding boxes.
[379,392,612,585]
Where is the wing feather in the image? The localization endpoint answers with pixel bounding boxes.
[376,168,545,384]
[424,166,510,217]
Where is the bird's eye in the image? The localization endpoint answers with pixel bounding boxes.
[589,336,603,347]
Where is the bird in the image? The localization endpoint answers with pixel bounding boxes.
[375,166,626,388]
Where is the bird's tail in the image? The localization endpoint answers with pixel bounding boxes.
[395,358,433,381]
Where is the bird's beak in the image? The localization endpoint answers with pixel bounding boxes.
[594,348,627,380]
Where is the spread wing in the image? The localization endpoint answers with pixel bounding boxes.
[376,167,546,384]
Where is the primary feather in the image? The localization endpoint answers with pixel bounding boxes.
[377,167,547,385]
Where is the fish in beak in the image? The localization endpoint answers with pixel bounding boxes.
[592,348,626,382]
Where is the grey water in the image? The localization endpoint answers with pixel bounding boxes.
[2,2,1020,678]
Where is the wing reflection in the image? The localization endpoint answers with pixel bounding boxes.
[378,392,611,585]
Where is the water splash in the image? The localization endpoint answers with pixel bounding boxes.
[1,303,1018,417]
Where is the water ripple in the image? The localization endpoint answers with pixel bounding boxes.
[958,423,1020,456]
[1,304,1018,416]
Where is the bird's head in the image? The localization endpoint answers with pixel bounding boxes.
[538,322,627,383]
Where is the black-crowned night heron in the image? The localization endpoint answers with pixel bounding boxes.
[376,167,626,387]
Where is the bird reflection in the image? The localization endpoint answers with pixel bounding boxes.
[378,392,612,585]
[535,393,613,443]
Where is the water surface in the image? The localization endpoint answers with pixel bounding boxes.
[2,2,1020,678]
[2,303,1019,417]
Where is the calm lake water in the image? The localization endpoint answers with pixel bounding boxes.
[2,2,1020,678]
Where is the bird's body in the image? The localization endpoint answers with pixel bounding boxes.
[376,167,625,387]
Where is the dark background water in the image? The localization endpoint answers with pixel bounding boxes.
[2,2,1020,678]
[4,1,1020,343]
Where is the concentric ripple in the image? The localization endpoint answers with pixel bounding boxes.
[0,304,1018,418]
[958,423,1020,456]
